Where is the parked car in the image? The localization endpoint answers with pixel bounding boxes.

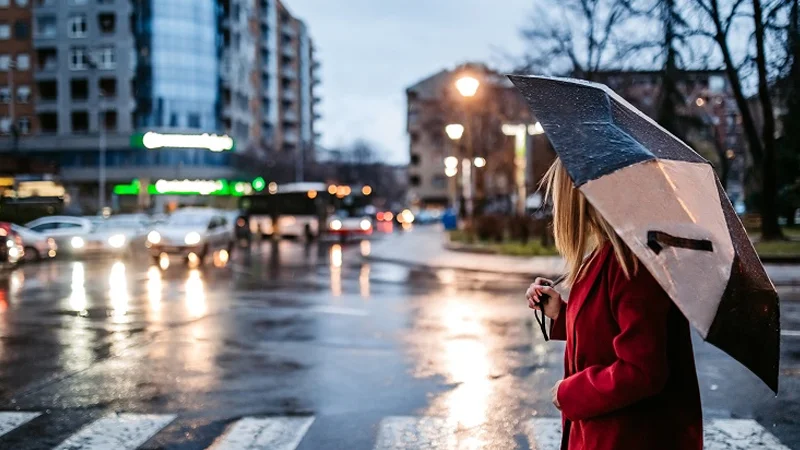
[223,210,251,245]
[24,216,94,255]
[146,209,234,266]
[10,224,57,262]
[89,215,149,256]
[0,223,23,269]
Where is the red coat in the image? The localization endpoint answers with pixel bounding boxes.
[549,243,703,450]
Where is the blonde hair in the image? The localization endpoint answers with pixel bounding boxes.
[543,158,638,286]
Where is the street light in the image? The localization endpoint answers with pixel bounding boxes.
[455,76,480,97]
[473,157,486,168]
[444,156,458,169]
[445,167,458,177]
[445,123,464,141]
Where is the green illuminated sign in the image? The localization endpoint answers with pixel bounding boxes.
[113,179,256,196]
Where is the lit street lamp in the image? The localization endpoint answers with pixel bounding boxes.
[444,124,464,140]
[455,76,480,98]
[473,157,486,168]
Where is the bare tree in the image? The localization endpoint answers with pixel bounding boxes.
[519,0,631,78]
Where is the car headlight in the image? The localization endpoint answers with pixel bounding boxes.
[71,236,85,249]
[329,219,342,231]
[147,231,161,244]
[8,247,18,258]
[360,219,371,231]
[184,232,202,245]
[108,234,127,248]
[5,239,13,248]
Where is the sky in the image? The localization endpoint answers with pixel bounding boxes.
[286,0,535,164]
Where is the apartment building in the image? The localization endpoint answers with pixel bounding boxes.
[0,0,321,213]
[0,0,35,143]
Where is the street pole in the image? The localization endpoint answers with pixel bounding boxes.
[98,92,106,214]
[8,61,17,152]
[296,144,304,182]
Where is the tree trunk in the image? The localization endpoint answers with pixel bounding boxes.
[753,0,783,240]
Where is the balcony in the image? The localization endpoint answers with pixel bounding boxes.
[282,45,294,59]
[283,130,298,144]
[281,24,296,37]
[283,110,298,123]
[312,96,321,104]
[282,89,296,101]
[281,67,296,80]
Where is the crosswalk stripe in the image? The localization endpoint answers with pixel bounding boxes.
[705,419,791,450]
[208,416,314,450]
[527,417,791,450]
[373,416,456,450]
[53,413,176,450]
[0,412,41,439]
[526,418,562,450]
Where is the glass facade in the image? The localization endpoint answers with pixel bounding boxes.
[136,0,219,132]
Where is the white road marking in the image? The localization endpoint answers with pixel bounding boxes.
[527,417,790,450]
[526,418,562,450]
[208,416,314,450]
[373,416,455,450]
[781,329,800,337]
[0,412,40,438]
[54,413,176,450]
[705,419,791,450]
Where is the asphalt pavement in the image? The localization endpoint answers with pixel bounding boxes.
[0,230,796,449]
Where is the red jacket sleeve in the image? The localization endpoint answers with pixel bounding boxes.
[557,258,672,421]
[549,300,568,341]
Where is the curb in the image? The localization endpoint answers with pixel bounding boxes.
[760,256,800,264]
[362,255,558,279]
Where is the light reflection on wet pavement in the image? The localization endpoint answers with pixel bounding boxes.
[0,232,794,448]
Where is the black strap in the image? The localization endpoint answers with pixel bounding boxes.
[647,230,713,255]
[533,274,567,342]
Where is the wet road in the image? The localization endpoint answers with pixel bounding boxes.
[0,233,797,449]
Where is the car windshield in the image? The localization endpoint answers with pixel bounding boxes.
[169,214,210,227]
[96,219,142,231]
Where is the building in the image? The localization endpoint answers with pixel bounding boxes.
[0,0,35,144]
[406,63,555,212]
[0,0,320,214]
[593,69,747,205]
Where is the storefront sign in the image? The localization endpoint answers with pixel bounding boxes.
[114,179,256,197]
[130,132,235,152]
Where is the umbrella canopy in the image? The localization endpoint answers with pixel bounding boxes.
[509,74,780,393]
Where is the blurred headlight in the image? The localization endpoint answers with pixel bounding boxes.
[329,219,342,231]
[108,234,127,248]
[71,237,85,249]
[360,219,371,231]
[147,231,161,244]
[5,239,13,248]
[184,232,202,245]
[8,247,19,258]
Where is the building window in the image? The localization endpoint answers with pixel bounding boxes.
[37,80,56,100]
[69,47,88,70]
[0,0,9,7]
[37,0,56,5]
[70,79,88,99]
[37,47,57,70]
[16,85,30,103]
[98,13,115,33]
[70,0,88,4]
[188,113,200,128]
[0,54,8,70]
[96,46,115,68]
[101,110,116,131]
[0,87,10,103]
[410,154,420,166]
[14,20,29,39]
[16,53,29,70]
[0,117,11,134]
[71,111,89,133]
[18,117,30,134]
[0,24,10,40]
[99,77,116,97]
[410,175,421,187]
[432,175,447,189]
[39,112,57,132]
[16,0,29,6]
[36,16,57,38]
[68,15,87,38]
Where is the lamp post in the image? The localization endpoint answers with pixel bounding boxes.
[502,121,544,216]
[87,57,107,214]
[452,75,480,229]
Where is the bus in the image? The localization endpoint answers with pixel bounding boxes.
[239,182,330,239]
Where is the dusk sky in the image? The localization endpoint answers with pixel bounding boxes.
[286,0,535,164]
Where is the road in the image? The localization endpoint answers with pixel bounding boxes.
[0,232,797,449]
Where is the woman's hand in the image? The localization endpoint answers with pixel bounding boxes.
[552,380,562,410]
[526,277,562,320]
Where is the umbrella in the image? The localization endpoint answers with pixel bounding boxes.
[509,74,780,393]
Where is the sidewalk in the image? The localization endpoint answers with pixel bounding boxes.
[366,227,800,286]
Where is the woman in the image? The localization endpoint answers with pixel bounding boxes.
[527,158,703,450]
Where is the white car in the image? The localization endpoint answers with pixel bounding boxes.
[146,209,233,265]
[25,216,94,255]
[89,216,149,256]
[325,212,373,242]
[10,225,57,262]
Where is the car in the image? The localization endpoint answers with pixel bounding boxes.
[146,209,234,266]
[24,216,94,255]
[10,224,57,262]
[0,223,23,269]
[88,215,150,256]
[222,210,251,245]
[325,211,373,242]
